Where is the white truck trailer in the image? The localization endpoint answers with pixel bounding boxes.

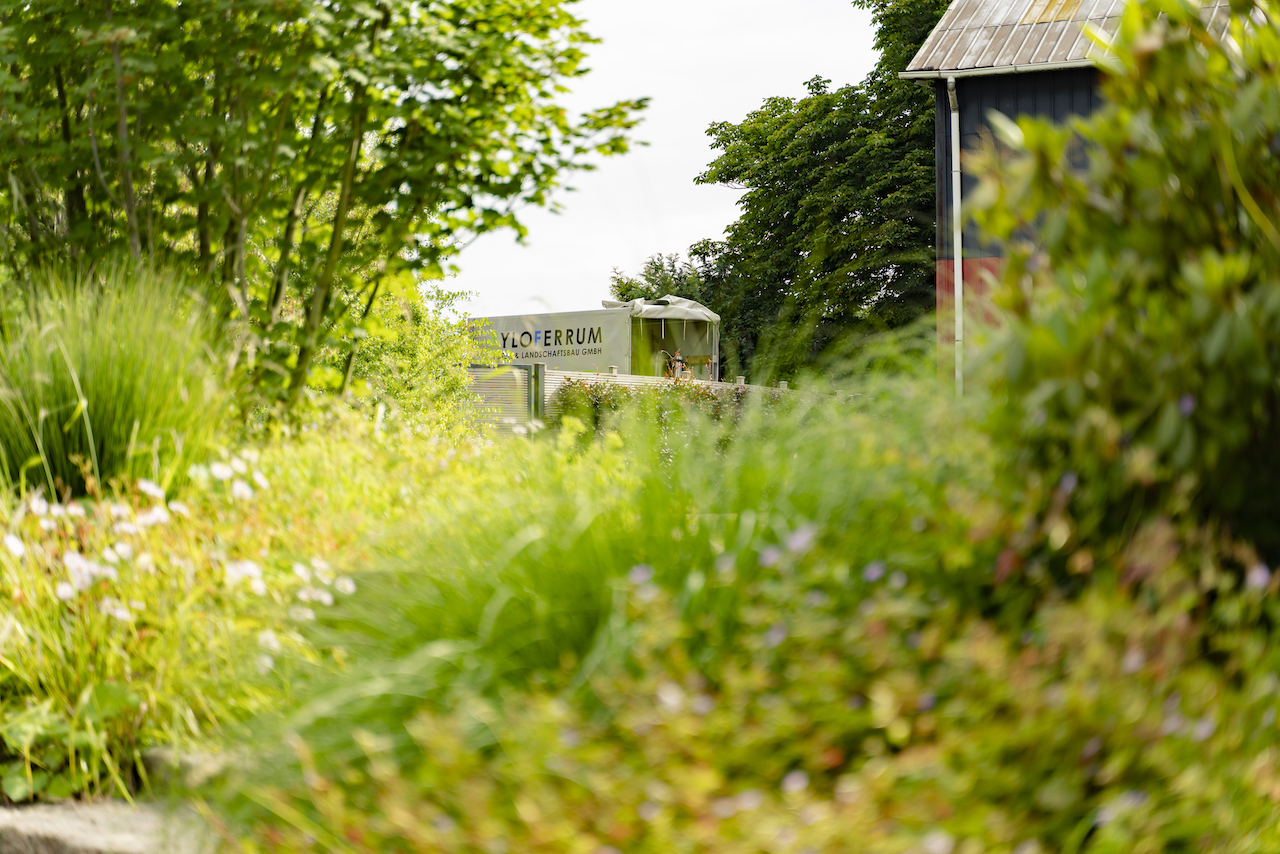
[475,295,721,381]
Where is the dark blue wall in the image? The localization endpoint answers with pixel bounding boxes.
[934,67,1101,261]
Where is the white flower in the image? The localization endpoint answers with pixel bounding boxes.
[137,552,154,571]
[312,559,334,585]
[29,495,48,516]
[230,458,248,475]
[188,464,210,481]
[3,534,25,559]
[138,506,171,527]
[239,448,260,464]
[230,480,254,501]
[138,479,165,501]
[109,503,131,520]
[50,503,66,518]
[65,503,85,518]
[224,560,262,586]
[782,770,809,795]
[115,542,134,560]
[252,470,270,490]
[102,546,120,565]
[256,654,275,674]
[55,581,75,601]
[335,577,356,595]
[297,587,334,606]
[167,500,190,517]
[210,462,233,481]
[249,578,268,596]
[258,629,282,653]
[114,521,141,536]
[38,518,55,532]
[129,600,145,610]
[291,563,311,583]
[289,606,316,621]
[64,551,96,590]
[98,597,132,621]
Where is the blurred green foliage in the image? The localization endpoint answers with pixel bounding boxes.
[971,0,1280,560]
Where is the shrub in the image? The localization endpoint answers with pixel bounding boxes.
[0,263,226,497]
[970,0,1280,560]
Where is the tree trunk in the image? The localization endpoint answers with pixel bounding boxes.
[53,66,86,238]
[109,38,140,259]
[268,89,328,325]
[286,91,369,401]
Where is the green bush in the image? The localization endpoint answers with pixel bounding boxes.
[0,263,226,496]
[970,0,1280,560]
[548,377,781,433]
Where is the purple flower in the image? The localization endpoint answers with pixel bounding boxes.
[786,524,818,555]
[758,546,783,568]
[1178,393,1197,416]
[862,561,886,583]
[1246,563,1271,591]
[628,564,654,585]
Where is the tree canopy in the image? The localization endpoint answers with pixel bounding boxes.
[0,0,643,404]
[627,0,946,379]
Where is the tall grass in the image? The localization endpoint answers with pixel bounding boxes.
[0,262,226,496]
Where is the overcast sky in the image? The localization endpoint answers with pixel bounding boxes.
[451,0,880,319]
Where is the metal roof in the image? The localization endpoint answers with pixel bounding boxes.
[901,0,1231,79]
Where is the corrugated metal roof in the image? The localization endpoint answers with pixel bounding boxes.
[902,0,1232,78]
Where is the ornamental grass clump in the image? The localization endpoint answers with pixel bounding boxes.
[0,262,226,497]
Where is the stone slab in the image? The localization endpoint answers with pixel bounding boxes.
[0,802,213,854]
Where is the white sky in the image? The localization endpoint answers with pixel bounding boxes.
[452,0,880,319]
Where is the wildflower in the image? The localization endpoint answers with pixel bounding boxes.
[167,500,190,517]
[804,589,829,607]
[289,606,316,621]
[628,564,655,585]
[129,600,145,610]
[55,582,75,601]
[292,563,311,583]
[735,790,765,812]
[758,546,782,567]
[38,519,56,532]
[636,802,660,822]
[138,479,165,501]
[138,506,171,527]
[231,480,254,501]
[110,503,131,520]
[253,470,270,490]
[65,503,85,518]
[29,495,48,516]
[257,654,275,674]
[3,534,25,559]
[239,448,260,464]
[656,682,684,713]
[50,503,65,518]
[1122,648,1146,674]
[250,578,268,596]
[313,561,334,585]
[690,693,715,715]
[98,597,132,621]
[862,561,886,582]
[210,462,233,481]
[711,798,738,818]
[921,830,956,854]
[1247,563,1272,591]
[1058,471,1079,497]
[115,542,134,560]
[764,623,788,648]
[136,552,154,572]
[298,587,334,607]
[782,769,809,795]
[1178,393,1197,416]
[114,522,141,535]
[258,629,282,653]
[889,571,908,590]
[715,553,736,576]
[225,560,263,586]
[102,547,120,565]
[786,524,817,555]
[1191,715,1216,743]
[335,576,356,595]
[230,457,248,475]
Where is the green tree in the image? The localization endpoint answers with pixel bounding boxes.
[608,253,708,303]
[690,0,947,378]
[0,0,644,406]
